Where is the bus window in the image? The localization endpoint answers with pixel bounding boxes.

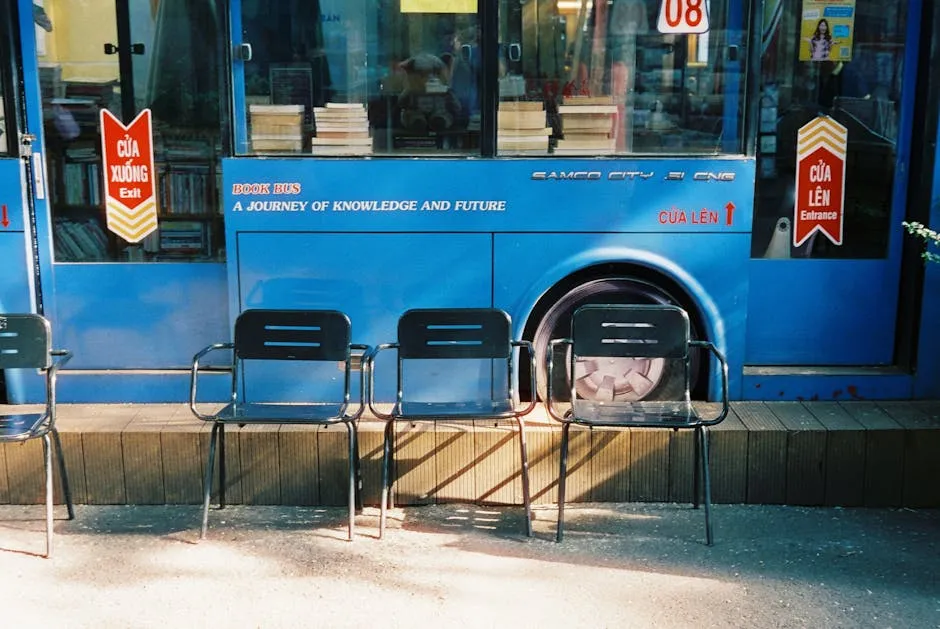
[38,0,227,263]
[240,1,481,156]
[497,0,748,156]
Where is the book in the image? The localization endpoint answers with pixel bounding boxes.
[498,101,544,111]
[310,137,373,146]
[557,104,618,114]
[497,110,547,130]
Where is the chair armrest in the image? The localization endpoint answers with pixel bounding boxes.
[690,340,729,425]
[511,340,537,416]
[364,343,398,421]
[189,343,235,421]
[544,338,572,422]
[346,343,371,421]
[44,349,72,422]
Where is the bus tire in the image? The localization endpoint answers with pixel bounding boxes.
[532,277,698,403]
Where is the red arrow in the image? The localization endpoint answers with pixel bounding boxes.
[1,205,8,228]
[725,202,735,226]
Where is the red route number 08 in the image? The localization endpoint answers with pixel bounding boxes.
[657,0,710,34]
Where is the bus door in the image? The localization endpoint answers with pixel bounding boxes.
[747,0,919,392]
[24,0,229,398]
[0,0,35,320]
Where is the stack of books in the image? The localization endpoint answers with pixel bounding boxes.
[496,101,550,154]
[555,96,618,155]
[249,104,304,152]
[310,103,372,156]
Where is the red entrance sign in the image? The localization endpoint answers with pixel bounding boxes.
[793,116,847,247]
[100,108,157,243]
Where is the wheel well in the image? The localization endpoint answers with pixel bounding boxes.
[519,262,712,400]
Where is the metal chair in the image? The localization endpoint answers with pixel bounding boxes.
[365,308,536,538]
[0,313,73,558]
[190,309,369,541]
[545,304,729,544]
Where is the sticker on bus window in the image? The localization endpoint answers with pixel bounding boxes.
[799,0,855,62]
[657,0,710,34]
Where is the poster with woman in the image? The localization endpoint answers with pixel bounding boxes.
[799,0,855,62]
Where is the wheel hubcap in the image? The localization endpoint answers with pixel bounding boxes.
[573,355,666,402]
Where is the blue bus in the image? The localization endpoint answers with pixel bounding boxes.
[0,0,938,403]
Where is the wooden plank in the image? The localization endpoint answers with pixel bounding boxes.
[4,439,44,503]
[473,419,519,505]
[317,423,351,507]
[770,402,826,506]
[0,439,8,503]
[51,404,90,505]
[840,401,903,507]
[628,427,669,502]
[525,423,557,506]
[278,424,319,506]
[879,402,940,508]
[735,402,787,504]
[590,428,630,502]
[806,402,865,506]
[357,420,386,508]
[699,402,748,504]
[394,421,436,506]
[434,421,475,502]
[121,405,171,505]
[80,406,137,505]
[668,427,695,504]
[560,426,592,503]
[161,413,212,505]
[239,424,280,505]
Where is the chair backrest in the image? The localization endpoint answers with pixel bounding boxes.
[0,314,52,369]
[234,309,351,362]
[572,304,690,360]
[398,308,511,360]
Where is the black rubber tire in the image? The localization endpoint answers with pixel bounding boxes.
[532,277,697,403]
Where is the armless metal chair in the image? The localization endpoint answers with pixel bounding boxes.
[545,304,728,544]
[190,309,369,541]
[0,313,73,557]
[365,308,536,538]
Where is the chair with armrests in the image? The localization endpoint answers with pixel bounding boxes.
[0,313,73,558]
[365,308,536,538]
[190,309,369,541]
[545,304,729,544]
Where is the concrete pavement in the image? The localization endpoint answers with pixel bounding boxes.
[0,502,937,628]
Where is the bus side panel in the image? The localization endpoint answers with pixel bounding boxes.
[51,263,229,368]
[746,260,896,365]
[495,232,749,401]
[235,231,494,402]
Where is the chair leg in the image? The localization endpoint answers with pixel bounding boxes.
[693,425,701,510]
[218,423,227,509]
[516,417,532,537]
[379,420,395,539]
[51,428,74,520]
[42,433,54,558]
[201,423,221,540]
[698,426,714,546]
[345,421,357,541]
[353,421,363,513]
[556,422,571,543]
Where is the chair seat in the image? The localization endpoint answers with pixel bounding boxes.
[0,412,49,441]
[211,402,347,424]
[570,400,697,427]
[396,399,516,420]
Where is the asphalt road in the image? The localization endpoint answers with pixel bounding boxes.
[0,502,937,628]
